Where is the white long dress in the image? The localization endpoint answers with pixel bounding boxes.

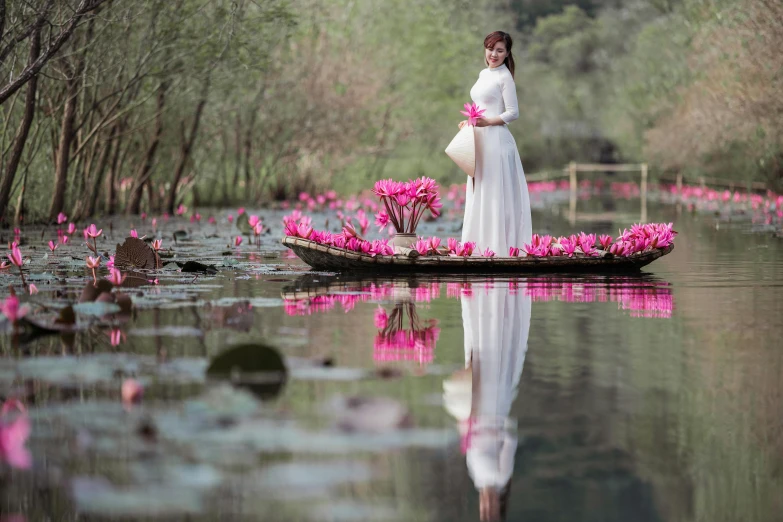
[461,63,533,256]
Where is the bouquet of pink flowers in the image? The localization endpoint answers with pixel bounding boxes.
[373,177,442,234]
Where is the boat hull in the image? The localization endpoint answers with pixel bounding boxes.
[282,237,674,274]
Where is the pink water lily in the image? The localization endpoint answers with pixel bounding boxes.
[28,284,38,295]
[85,224,102,238]
[234,236,242,247]
[459,102,486,126]
[482,248,496,258]
[0,399,31,469]
[414,239,430,256]
[67,223,76,235]
[7,245,22,267]
[248,215,260,228]
[106,268,126,286]
[129,229,138,238]
[375,211,390,232]
[599,234,612,250]
[56,212,67,224]
[1,295,28,323]
[509,246,520,257]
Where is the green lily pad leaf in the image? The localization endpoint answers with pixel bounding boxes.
[27,272,55,281]
[221,257,239,267]
[206,343,287,400]
[179,261,218,274]
[235,218,253,235]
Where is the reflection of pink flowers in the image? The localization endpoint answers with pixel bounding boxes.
[110,328,123,346]
[374,306,388,329]
[0,399,31,469]
[106,268,126,286]
[373,303,439,366]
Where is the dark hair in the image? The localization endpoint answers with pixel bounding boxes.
[484,31,515,79]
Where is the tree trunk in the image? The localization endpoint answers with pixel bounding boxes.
[127,80,167,214]
[0,23,40,225]
[47,74,79,222]
[165,76,209,214]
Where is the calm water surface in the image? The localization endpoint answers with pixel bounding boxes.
[0,197,781,521]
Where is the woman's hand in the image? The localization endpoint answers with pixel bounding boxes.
[474,117,491,128]
[458,120,468,129]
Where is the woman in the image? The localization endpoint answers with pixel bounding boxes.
[459,31,532,256]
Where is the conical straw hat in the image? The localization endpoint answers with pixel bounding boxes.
[445,125,476,178]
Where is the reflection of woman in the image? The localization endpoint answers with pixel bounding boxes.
[458,31,532,255]
[443,282,531,521]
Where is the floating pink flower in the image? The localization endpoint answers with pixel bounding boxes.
[129,229,138,238]
[248,215,260,228]
[56,212,67,224]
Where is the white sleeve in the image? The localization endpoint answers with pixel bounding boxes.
[499,73,519,124]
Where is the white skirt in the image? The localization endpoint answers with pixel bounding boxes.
[461,125,532,255]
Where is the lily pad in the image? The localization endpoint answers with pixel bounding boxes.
[179,261,218,274]
[206,343,287,400]
[73,301,122,316]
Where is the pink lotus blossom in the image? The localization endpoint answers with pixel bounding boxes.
[375,211,390,232]
[110,328,123,346]
[106,268,126,286]
[28,284,38,295]
[85,224,102,238]
[7,245,22,267]
[1,295,28,323]
[599,234,612,249]
[59,235,69,245]
[234,236,243,247]
[86,256,101,269]
[428,237,441,251]
[237,207,245,216]
[414,239,430,256]
[482,248,495,257]
[106,255,115,269]
[141,212,147,220]
[67,223,76,235]
[151,239,162,251]
[56,212,67,224]
[248,215,260,228]
[129,229,138,238]
[208,216,216,225]
[509,246,520,257]
[121,379,143,405]
[227,215,234,223]
[176,204,187,216]
[48,241,58,252]
[0,399,31,469]
[459,102,486,126]
[253,222,263,236]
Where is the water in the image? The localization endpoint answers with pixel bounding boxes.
[0,197,781,521]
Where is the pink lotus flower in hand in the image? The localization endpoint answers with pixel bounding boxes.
[460,102,486,126]
[0,399,31,469]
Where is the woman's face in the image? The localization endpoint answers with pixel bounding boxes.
[485,41,508,68]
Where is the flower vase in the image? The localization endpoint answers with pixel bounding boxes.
[390,233,417,250]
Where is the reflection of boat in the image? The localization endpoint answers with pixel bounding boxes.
[282,237,673,273]
[280,274,674,319]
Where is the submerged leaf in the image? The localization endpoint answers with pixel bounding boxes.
[206,343,287,400]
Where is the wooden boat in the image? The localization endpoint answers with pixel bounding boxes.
[281,236,674,273]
